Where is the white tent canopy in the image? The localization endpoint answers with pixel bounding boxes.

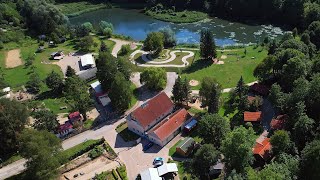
[80,54,95,67]
[140,168,162,180]
[157,163,178,176]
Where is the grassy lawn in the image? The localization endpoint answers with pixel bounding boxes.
[169,139,182,157]
[145,9,208,23]
[130,83,138,109]
[56,2,109,17]
[115,122,140,142]
[0,154,22,167]
[83,119,94,129]
[182,46,267,89]
[167,52,193,65]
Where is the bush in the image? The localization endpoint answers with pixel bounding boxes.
[118,44,130,56]
[116,165,128,180]
[88,146,104,159]
[102,27,113,38]
[0,41,3,49]
[112,169,120,180]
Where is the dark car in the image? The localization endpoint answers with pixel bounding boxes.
[143,142,154,151]
[153,160,163,167]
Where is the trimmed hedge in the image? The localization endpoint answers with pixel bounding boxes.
[116,165,128,180]
[112,169,120,180]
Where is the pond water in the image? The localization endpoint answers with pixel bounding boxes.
[70,8,288,46]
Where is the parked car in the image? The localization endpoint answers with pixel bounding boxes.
[153,160,163,167]
[143,142,154,151]
[153,157,164,163]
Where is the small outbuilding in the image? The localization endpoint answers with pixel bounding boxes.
[90,81,111,107]
[157,163,178,177]
[184,119,197,133]
[140,168,162,180]
[176,137,196,157]
[80,54,95,69]
[51,51,64,60]
[253,138,272,163]
[244,111,262,122]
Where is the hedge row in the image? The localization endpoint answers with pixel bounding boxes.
[116,165,128,180]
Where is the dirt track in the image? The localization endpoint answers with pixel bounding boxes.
[6,49,23,68]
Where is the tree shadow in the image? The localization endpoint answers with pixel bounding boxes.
[36,90,63,101]
[182,59,212,74]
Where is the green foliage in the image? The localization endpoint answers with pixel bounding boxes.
[171,76,191,105]
[198,113,230,147]
[78,35,95,52]
[64,76,93,120]
[143,32,164,56]
[65,65,76,77]
[116,165,128,180]
[200,29,217,59]
[270,130,292,155]
[229,76,249,112]
[300,139,320,180]
[88,146,104,159]
[26,72,42,94]
[109,72,133,113]
[0,99,28,156]
[118,44,130,56]
[140,67,166,91]
[32,109,59,132]
[99,21,113,37]
[199,77,221,114]
[19,129,62,180]
[192,144,220,179]
[96,52,118,91]
[221,126,256,173]
[45,71,64,93]
[159,27,176,47]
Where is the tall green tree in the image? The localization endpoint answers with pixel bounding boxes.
[64,76,93,120]
[117,57,132,81]
[199,77,221,114]
[230,76,249,112]
[171,76,183,104]
[221,126,256,173]
[45,71,63,93]
[192,144,220,180]
[32,110,59,132]
[109,72,133,113]
[19,129,62,180]
[144,32,164,56]
[78,36,95,52]
[140,67,167,91]
[26,72,42,94]
[159,27,176,47]
[200,29,217,60]
[65,65,76,77]
[300,139,320,180]
[96,52,118,91]
[0,99,28,156]
[198,113,230,147]
[270,130,292,155]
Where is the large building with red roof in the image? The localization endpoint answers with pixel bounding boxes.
[253,138,272,162]
[127,92,191,146]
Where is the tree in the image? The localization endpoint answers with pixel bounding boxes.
[281,57,308,91]
[0,99,28,156]
[306,74,320,120]
[198,113,230,147]
[294,114,314,151]
[199,77,221,114]
[307,21,320,49]
[98,21,113,35]
[65,65,76,77]
[118,44,130,56]
[200,29,217,60]
[230,76,249,112]
[192,144,220,179]
[270,130,291,155]
[45,71,63,93]
[300,139,320,180]
[140,67,166,91]
[292,28,298,37]
[96,52,118,91]
[26,72,42,94]
[171,76,190,105]
[19,129,62,180]
[221,126,256,173]
[78,36,95,52]
[269,84,288,112]
[268,40,278,55]
[32,110,59,132]
[100,41,108,52]
[253,56,276,81]
[143,32,164,56]
[109,72,133,113]
[117,57,132,80]
[159,27,176,47]
[82,22,94,33]
[64,76,93,120]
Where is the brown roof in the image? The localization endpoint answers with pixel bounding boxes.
[270,115,288,130]
[250,83,270,96]
[131,92,174,129]
[253,138,272,160]
[244,111,262,122]
[152,109,191,141]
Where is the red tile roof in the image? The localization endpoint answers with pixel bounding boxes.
[270,115,288,130]
[68,111,81,119]
[250,83,270,96]
[152,109,191,141]
[244,111,262,122]
[132,92,174,129]
[253,138,272,160]
[58,122,73,132]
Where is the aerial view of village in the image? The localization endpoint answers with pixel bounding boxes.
[0,0,320,180]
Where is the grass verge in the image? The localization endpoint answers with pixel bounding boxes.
[115,122,140,142]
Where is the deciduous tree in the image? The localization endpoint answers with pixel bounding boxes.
[199,77,221,114]
[300,139,320,180]
[143,32,164,56]
[270,130,292,155]
[45,71,63,93]
[32,110,59,132]
[200,29,217,60]
[140,67,166,91]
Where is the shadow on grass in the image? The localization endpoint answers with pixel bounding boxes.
[182,59,212,74]
[36,90,64,100]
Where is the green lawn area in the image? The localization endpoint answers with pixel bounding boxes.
[182,46,267,89]
[83,119,94,129]
[167,52,194,65]
[130,83,138,109]
[115,122,140,142]
[169,139,182,156]
[56,2,109,17]
[145,9,208,23]
[0,154,22,167]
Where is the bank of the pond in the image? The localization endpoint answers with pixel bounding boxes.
[56,2,111,17]
[145,9,208,23]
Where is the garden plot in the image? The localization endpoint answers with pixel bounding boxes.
[5,49,23,68]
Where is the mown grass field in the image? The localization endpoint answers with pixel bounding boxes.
[182,46,267,89]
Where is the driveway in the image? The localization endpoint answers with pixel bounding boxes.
[110,38,142,57]
[164,72,178,97]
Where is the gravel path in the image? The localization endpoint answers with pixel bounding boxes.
[130,49,195,67]
[109,38,142,57]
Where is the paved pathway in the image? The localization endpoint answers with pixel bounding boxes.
[109,38,142,57]
[191,81,258,95]
[130,49,195,67]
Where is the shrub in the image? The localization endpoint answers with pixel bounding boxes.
[116,165,128,180]
[102,27,113,38]
[118,44,130,56]
[0,41,3,49]
[112,169,120,180]
[88,146,104,159]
